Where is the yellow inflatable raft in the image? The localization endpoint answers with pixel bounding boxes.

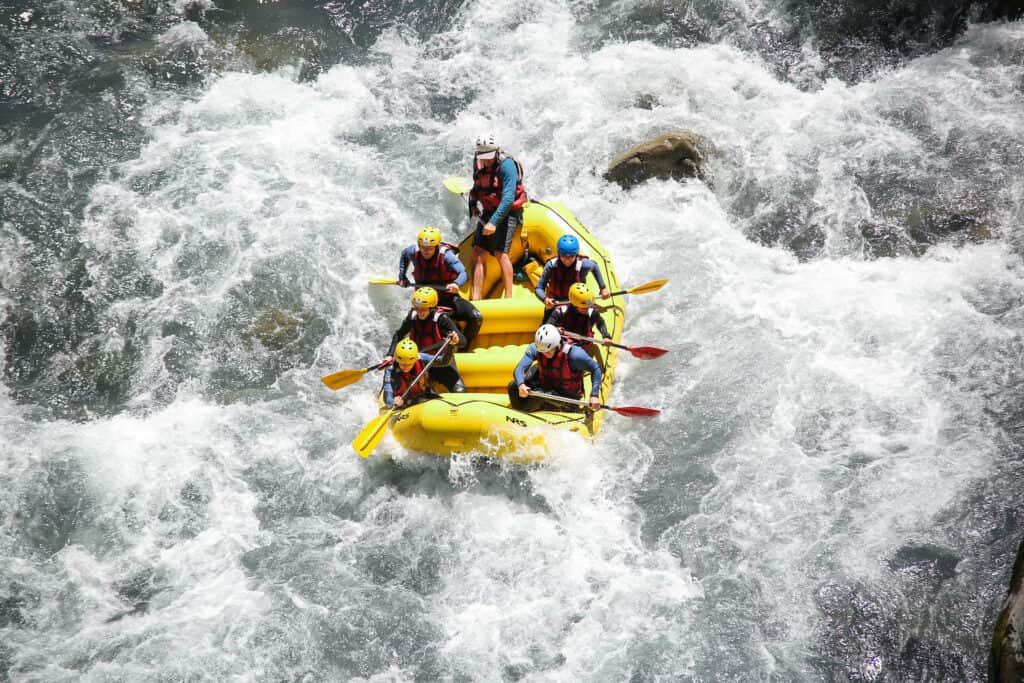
[382,199,623,461]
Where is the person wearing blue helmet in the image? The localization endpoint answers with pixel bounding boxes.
[534,233,610,322]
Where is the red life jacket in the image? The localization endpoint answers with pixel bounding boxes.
[412,243,459,286]
[472,152,527,213]
[393,359,429,402]
[544,257,585,300]
[408,310,443,349]
[558,304,595,340]
[536,342,584,398]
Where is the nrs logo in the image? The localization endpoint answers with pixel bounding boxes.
[505,415,527,427]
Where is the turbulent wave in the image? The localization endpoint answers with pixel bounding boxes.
[2,0,1023,679]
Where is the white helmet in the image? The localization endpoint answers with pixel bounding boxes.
[534,324,561,352]
[475,132,498,157]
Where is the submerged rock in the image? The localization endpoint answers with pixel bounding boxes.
[859,198,995,259]
[605,130,709,190]
[992,537,1024,681]
[245,309,305,351]
[634,93,660,110]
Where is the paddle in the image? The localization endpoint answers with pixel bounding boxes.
[609,278,668,297]
[443,176,473,196]
[321,360,389,391]
[525,390,661,417]
[367,278,453,291]
[560,331,668,360]
[442,177,488,238]
[553,279,669,305]
[351,337,453,458]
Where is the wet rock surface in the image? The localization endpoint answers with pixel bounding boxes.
[992,538,1024,682]
[605,130,709,190]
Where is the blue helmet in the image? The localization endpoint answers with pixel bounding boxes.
[556,234,579,257]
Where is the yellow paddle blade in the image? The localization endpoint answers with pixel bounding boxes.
[368,277,399,285]
[321,368,367,391]
[626,278,669,295]
[352,412,392,458]
[443,176,473,196]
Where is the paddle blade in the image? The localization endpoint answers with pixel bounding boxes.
[322,368,367,390]
[369,277,400,285]
[609,405,661,417]
[628,346,668,360]
[626,278,669,295]
[352,413,391,458]
[443,176,473,195]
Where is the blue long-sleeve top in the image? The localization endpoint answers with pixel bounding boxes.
[513,343,602,398]
[469,156,519,227]
[382,352,433,407]
[397,245,468,287]
[534,257,608,302]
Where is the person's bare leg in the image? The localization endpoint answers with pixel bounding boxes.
[471,246,486,300]
[497,252,514,299]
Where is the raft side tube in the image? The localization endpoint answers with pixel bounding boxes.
[472,297,545,336]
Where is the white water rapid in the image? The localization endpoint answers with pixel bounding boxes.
[2,1,1023,679]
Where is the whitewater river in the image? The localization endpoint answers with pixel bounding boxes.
[2,0,1023,679]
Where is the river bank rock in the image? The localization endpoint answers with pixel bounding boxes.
[605,131,709,190]
[992,537,1024,681]
[977,0,1024,21]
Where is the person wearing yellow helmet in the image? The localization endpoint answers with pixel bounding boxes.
[382,339,437,407]
[548,282,612,355]
[411,286,438,309]
[384,287,466,392]
[507,324,602,412]
[397,226,482,349]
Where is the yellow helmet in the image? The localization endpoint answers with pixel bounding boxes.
[412,286,438,309]
[417,226,442,248]
[395,338,419,365]
[568,282,595,308]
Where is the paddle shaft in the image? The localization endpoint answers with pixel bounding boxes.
[526,390,597,410]
[395,336,452,405]
[561,331,624,351]
[526,390,660,416]
[369,279,450,289]
[321,360,388,390]
[560,331,667,359]
[553,279,667,305]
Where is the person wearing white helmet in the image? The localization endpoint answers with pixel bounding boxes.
[469,132,528,301]
[507,324,602,412]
